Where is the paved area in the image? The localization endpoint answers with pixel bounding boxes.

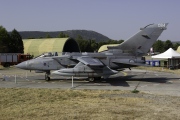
[0,67,180,96]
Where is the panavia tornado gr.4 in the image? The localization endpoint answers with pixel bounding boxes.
[16,23,168,81]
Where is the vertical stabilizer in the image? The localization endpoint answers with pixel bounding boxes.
[108,23,168,55]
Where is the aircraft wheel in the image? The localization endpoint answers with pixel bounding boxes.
[88,77,101,82]
[94,77,101,80]
[94,77,101,82]
[88,78,94,82]
[45,74,50,81]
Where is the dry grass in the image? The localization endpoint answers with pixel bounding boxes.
[0,88,180,120]
[1,65,180,119]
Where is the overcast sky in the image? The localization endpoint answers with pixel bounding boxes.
[0,0,179,41]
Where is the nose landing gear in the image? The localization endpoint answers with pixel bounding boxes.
[45,71,51,81]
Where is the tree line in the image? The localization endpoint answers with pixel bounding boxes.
[76,35,124,52]
[45,32,69,38]
[0,25,179,54]
[0,26,24,53]
[76,36,180,53]
[152,40,180,53]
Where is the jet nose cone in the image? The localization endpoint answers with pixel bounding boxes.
[15,62,27,69]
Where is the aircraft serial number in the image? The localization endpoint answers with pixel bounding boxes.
[158,23,166,27]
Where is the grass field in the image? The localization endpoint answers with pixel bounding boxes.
[0,66,180,119]
[0,88,180,120]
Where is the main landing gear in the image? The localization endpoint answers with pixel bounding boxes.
[45,71,51,81]
[88,77,101,82]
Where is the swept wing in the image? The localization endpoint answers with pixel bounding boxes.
[77,57,104,67]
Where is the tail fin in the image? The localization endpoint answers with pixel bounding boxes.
[108,23,168,55]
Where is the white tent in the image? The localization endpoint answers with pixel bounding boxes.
[152,48,180,58]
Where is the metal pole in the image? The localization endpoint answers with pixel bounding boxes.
[15,74,17,84]
[26,71,27,80]
[72,76,74,88]
[2,75,5,81]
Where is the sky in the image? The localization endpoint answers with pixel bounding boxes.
[0,0,180,41]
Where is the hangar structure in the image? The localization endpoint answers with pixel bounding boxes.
[23,38,80,57]
[176,46,180,53]
[98,44,119,52]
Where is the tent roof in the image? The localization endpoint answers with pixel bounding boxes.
[152,48,180,58]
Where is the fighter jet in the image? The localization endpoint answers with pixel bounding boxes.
[16,23,168,81]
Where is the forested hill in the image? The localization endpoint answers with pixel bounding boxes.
[18,30,110,42]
